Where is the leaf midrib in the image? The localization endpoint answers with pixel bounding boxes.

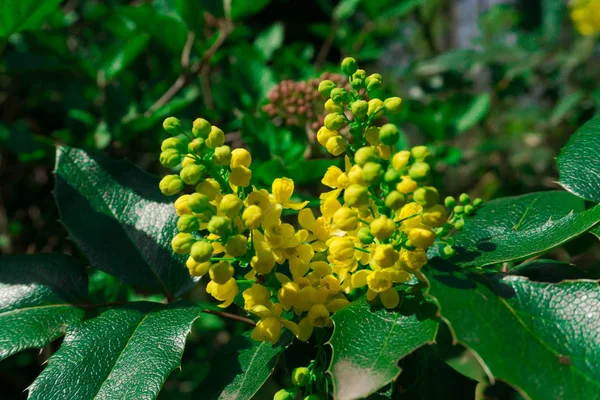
[0,303,79,319]
[227,341,268,399]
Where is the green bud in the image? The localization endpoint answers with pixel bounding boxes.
[206,126,225,148]
[318,80,336,97]
[384,97,403,114]
[361,162,383,185]
[454,219,464,230]
[207,215,230,237]
[379,123,399,146]
[459,193,471,204]
[365,73,382,91]
[351,77,364,90]
[352,69,366,81]
[341,57,358,76]
[384,168,401,183]
[163,117,184,135]
[324,99,343,114]
[464,205,475,215]
[213,145,232,166]
[473,198,483,208]
[273,389,294,400]
[385,191,406,210]
[351,100,368,118]
[188,193,210,213]
[344,184,370,208]
[161,137,187,153]
[180,163,205,185]
[413,186,439,208]
[411,145,430,161]
[443,245,456,257]
[330,87,348,105]
[357,227,374,244]
[191,240,213,262]
[292,367,311,387]
[408,162,430,181]
[453,205,464,214]
[177,214,200,233]
[444,196,456,209]
[188,138,205,154]
[160,149,182,168]
[171,233,195,255]
[324,113,345,130]
[354,147,378,166]
[192,118,211,138]
[367,99,384,118]
[304,396,321,400]
[159,175,184,196]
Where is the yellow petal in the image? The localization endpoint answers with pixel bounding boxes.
[366,288,378,302]
[283,200,310,210]
[319,188,342,200]
[272,177,294,204]
[321,166,343,188]
[296,317,314,342]
[281,319,299,336]
[351,269,371,288]
[326,298,350,313]
[298,208,316,231]
[380,287,400,309]
[250,305,272,318]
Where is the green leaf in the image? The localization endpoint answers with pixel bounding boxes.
[0,254,87,361]
[29,302,200,399]
[53,146,196,298]
[378,0,426,19]
[230,0,271,21]
[426,258,600,399]
[550,91,583,126]
[328,293,438,400]
[333,0,361,20]
[254,22,284,61]
[455,92,490,133]
[194,332,291,399]
[176,0,205,36]
[452,191,600,266]
[557,115,600,202]
[101,34,150,81]
[592,225,600,240]
[0,0,63,37]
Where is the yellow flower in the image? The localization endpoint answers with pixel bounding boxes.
[271,178,309,210]
[174,195,192,216]
[250,303,299,344]
[230,148,252,168]
[228,166,252,187]
[277,281,300,311]
[570,0,600,36]
[320,156,352,200]
[400,248,428,272]
[307,304,332,327]
[206,277,238,308]
[328,237,355,263]
[371,244,399,268]
[243,284,271,311]
[351,268,409,309]
[408,224,436,248]
[196,178,221,201]
[397,202,423,230]
[370,215,395,241]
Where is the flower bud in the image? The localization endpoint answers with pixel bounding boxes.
[209,261,234,284]
[174,194,192,216]
[372,244,398,268]
[177,214,200,233]
[408,225,436,248]
[330,87,348,105]
[408,162,430,181]
[163,117,184,135]
[347,165,365,185]
[213,145,232,166]
[274,389,294,400]
[422,204,448,228]
[385,191,406,210]
[192,118,211,138]
[191,240,213,262]
[370,215,395,240]
[379,124,399,146]
[325,136,347,156]
[413,186,439,207]
[186,257,211,276]
[384,97,403,114]
[351,69,366,90]
[396,176,418,194]
[318,80,337,97]
[229,166,252,187]
[196,179,221,201]
[180,163,205,185]
[208,215,230,237]
[473,198,483,208]
[159,175,184,196]
[384,168,401,183]
[344,184,369,208]
[357,227,374,244]
[364,126,380,146]
[187,193,209,213]
[324,113,345,130]
[392,150,411,171]
[354,147,378,166]
[219,194,243,218]
[459,193,471,204]
[333,207,358,231]
[464,204,475,215]
[292,367,311,387]
[341,57,358,76]
[443,245,456,257]
[242,205,263,229]
[411,145,430,161]
[206,126,225,148]
[161,137,187,153]
[171,232,195,255]
[231,148,252,168]
[160,149,182,168]
[444,196,456,208]
[365,73,382,91]
[361,162,383,185]
[316,126,339,147]
[225,234,248,257]
[454,219,465,230]
[367,99,384,118]
[324,98,343,114]
[454,205,464,214]
[188,138,205,154]
[350,100,368,118]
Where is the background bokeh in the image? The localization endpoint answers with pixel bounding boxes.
[1,0,599,398]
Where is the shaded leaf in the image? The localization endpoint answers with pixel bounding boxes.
[101,35,150,81]
[0,0,63,37]
[230,0,271,21]
[254,22,284,61]
[455,92,490,133]
[333,0,361,20]
[550,91,583,126]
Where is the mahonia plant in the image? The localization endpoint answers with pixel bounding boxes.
[157,58,481,354]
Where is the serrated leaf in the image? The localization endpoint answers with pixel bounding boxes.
[0,254,87,361]
[0,0,63,37]
[452,191,600,266]
[194,332,291,399]
[557,114,600,202]
[54,146,196,298]
[29,301,200,399]
[426,258,600,399]
[328,293,439,400]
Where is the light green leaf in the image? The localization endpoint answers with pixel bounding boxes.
[550,91,583,126]
[0,0,63,37]
[194,332,291,399]
[453,191,600,266]
[455,92,490,133]
[0,254,87,361]
[54,146,196,298]
[328,293,439,400]
[29,302,200,399]
[426,258,600,399]
[230,0,271,21]
[254,22,284,61]
[379,0,426,19]
[592,225,600,240]
[557,114,600,202]
[333,0,361,20]
[101,34,150,81]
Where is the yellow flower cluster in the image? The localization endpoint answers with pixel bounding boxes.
[158,58,456,345]
[570,0,600,36]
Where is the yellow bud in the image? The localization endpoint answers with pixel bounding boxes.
[324,98,343,114]
[191,240,213,262]
[209,261,234,284]
[206,126,225,148]
[229,166,252,187]
[347,165,365,185]
[370,215,395,240]
[230,148,252,168]
[325,136,347,156]
[408,225,436,248]
[396,176,418,194]
[219,194,243,218]
[422,204,448,228]
[411,145,430,161]
[344,184,369,208]
[354,147,378,166]
[196,178,221,201]
[225,234,248,257]
[392,151,411,171]
[316,126,339,147]
[192,118,211,138]
[367,99,384,118]
[160,175,184,196]
[372,244,399,268]
[384,97,403,114]
[213,145,232,166]
[242,205,263,229]
[186,257,211,276]
[174,194,192,216]
[364,127,380,146]
[332,207,358,231]
[207,215,230,237]
[171,233,195,255]
[329,237,355,261]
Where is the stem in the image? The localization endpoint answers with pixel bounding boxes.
[236,279,255,284]
[211,257,236,261]
[354,247,370,254]
[201,309,256,326]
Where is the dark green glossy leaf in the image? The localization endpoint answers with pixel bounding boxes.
[0,254,87,361]
[557,114,600,202]
[328,293,438,400]
[511,259,600,282]
[29,302,200,399]
[0,0,63,37]
[426,258,600,399]
[452,191,600,266]
[194,332,291,399]
[591,225,600,240]
[54,146,196,298]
